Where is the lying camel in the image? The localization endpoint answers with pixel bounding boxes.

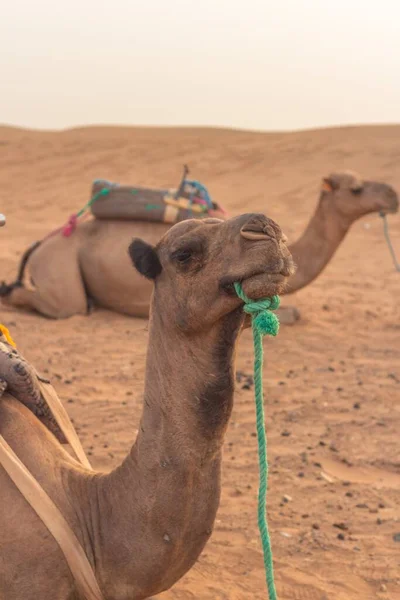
[0,212,294,600]
[1,171,398,322]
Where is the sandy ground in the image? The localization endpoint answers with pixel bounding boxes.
[1,124,399,599]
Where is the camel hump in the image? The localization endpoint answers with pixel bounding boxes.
[0,329,67,444]
[90,177,226,224]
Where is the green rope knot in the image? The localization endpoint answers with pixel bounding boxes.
[234,281,279,600]
[234,283,280,337]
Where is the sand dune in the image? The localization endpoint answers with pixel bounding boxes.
[1,124,399,599]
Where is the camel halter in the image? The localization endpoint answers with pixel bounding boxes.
[0,292,280,600]
[0,326,104,600]
[380,212,400,272]
[235,284,280,600]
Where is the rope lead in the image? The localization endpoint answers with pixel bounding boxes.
[234,282,279,600]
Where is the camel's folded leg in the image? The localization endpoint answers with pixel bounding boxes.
[1,285,89,319]
[275,305,301,325]
[0,336,67,443]
[1,285,53,317]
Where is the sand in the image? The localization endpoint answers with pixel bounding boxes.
[1,124,399,599]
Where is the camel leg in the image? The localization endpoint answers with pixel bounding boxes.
[1,284,87,319]
[275,305,301,325]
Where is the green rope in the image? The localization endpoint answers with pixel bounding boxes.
[76,187,110,218]
[234,282,280,600]
[380,212,400,272]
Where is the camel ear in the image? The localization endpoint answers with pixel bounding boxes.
[128,239,162,280]
[322,178,333,192]
[322,177,336,192]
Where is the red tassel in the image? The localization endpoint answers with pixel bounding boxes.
[62,214,78,237]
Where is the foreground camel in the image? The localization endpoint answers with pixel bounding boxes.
[0,213,293,600]
[1,171,398,322]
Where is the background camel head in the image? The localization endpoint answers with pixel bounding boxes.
[129,214,294,331]
[320,170,399,220]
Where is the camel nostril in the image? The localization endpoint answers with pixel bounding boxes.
[241,229,271,241]
[240,216,282,241]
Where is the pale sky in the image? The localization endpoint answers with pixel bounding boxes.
[1,0,399,131]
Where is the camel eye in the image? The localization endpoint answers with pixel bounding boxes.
[173,249,193,264]
[351,187,363,195]
[171,239,204,266]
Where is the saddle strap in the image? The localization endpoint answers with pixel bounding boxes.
[0,433,105,600]
[36,378,92,470]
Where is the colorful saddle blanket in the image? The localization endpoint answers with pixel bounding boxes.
[90,176,226,223]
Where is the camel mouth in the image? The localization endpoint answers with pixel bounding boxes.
[220,271,289,300]
[380,204,399,215]
[240,272,289,300]
[380,192,399,215]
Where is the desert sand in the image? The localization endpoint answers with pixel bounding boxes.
[1,124,399,599]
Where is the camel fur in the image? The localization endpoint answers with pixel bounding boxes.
[0,213,293,600]
[1,171,398,323]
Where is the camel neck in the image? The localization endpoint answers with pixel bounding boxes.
[92,306,243,599]
[139,306,243,454]
[287,196,351,293]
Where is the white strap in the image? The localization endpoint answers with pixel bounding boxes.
[0,433,105,600]
[163,203,180,223]
[36,378,92,470]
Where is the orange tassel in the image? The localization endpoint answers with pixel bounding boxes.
[0,324,16,347]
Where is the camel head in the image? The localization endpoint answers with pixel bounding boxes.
[320,170,399,220]
[129,214,294,331]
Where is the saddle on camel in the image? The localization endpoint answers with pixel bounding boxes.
[1,168,397,323]
[0,212,294,600]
